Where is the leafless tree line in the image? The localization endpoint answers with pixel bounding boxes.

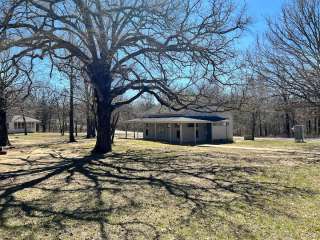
[1,0,320,150]
[236,0,320,139]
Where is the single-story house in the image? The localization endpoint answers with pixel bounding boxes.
[8,115,40,133]
[127,112,233,144]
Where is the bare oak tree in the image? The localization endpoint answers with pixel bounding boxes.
[257,0,320,107]
[1,0,248,153]
[0,51,32,147]
[55,56,81,142]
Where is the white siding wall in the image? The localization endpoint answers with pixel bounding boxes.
[220,112,233,140]
[212,125,228,140]
[8,121,38,133]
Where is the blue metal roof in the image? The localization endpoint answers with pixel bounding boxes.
[145,114,226,122]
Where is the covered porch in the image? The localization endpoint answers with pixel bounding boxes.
[126,116,230,145]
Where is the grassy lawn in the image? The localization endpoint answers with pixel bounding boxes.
[1,133,320,239]
[230,137,320,152]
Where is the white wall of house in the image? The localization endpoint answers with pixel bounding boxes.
[211,112,233,142]
[8,121,38,133]
[212,124,228,141]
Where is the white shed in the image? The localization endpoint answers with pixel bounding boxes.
[8,115,40,133]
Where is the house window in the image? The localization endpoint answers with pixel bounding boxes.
[146,129,149,136]
[188,123,194,128]
[177,130,180,139]
[196,130,199,138]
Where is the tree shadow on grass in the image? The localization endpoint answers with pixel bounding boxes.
[0,149,317,239]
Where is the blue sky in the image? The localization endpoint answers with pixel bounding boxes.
[34,1,288,88]
[238,0,287,48]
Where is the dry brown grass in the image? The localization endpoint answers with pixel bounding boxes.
[0,133,320,239]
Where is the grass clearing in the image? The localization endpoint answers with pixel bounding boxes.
[0,133,320,239]
[231,137,320,152]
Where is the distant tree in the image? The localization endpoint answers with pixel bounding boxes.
[69,68,76,142]
[0,51,32,146]
[1,0,248,153]
[245,50,296,138]
[55,89,68,136]
[55,56,80,142]
[29,85,60,132]
[79,75,96,139]
[258,0,320,106]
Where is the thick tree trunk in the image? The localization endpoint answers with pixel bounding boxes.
[89,62,113,154]
[69,77,76,142]
[92,98,112,154]
[0,109,10,147]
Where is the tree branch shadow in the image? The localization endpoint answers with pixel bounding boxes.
[0,148,317,239]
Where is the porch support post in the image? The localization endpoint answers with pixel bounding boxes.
[194,123,197,145]
[211,123,214,143]
[134,127,136,139]
[154,122,157,140]
[225,121,228,140]
[169,123,172,144]
[180,123,183,145]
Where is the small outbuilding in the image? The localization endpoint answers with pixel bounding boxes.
[8,115,40,133]
[127,112,233,145]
